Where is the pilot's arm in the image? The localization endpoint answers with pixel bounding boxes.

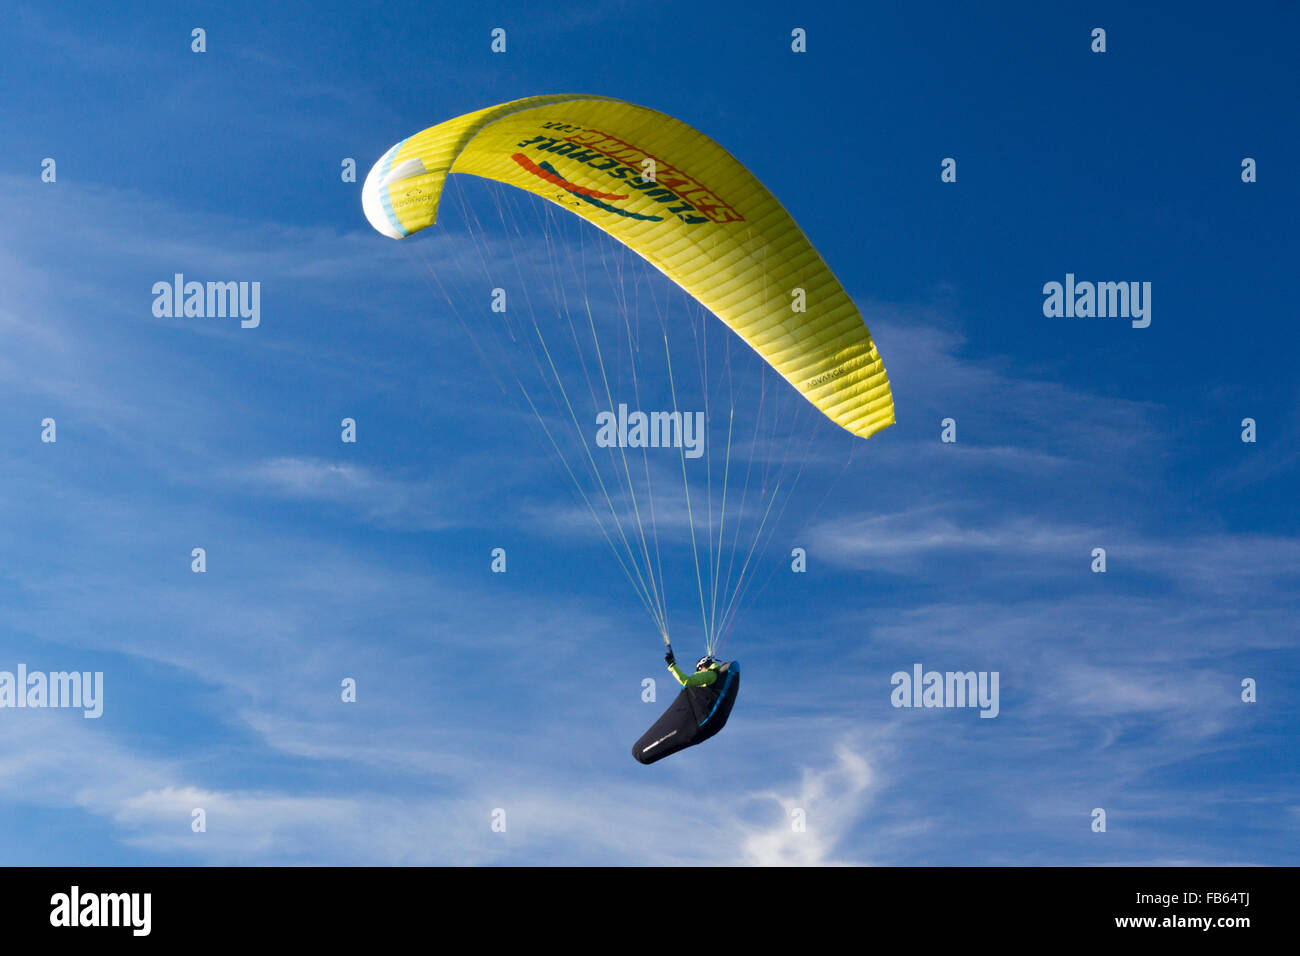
[667,660,718,688]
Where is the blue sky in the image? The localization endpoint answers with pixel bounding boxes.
[1,0,1297,865]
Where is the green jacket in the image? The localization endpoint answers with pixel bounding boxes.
[668,660,720,688]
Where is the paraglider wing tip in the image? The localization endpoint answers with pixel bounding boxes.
[361,144,419,240]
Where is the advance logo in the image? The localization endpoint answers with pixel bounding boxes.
[50,886,151,937]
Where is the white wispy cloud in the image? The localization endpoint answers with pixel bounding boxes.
[0,679,891,865]
[737,741,878,865]
[226,456,460,530]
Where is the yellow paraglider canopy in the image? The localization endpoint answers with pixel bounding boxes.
[362,95,894,439]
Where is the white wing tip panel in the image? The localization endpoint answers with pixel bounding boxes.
[361,142,409,240]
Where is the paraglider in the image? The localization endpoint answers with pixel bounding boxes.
[363,95,894,763]
[632,650,740,764]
